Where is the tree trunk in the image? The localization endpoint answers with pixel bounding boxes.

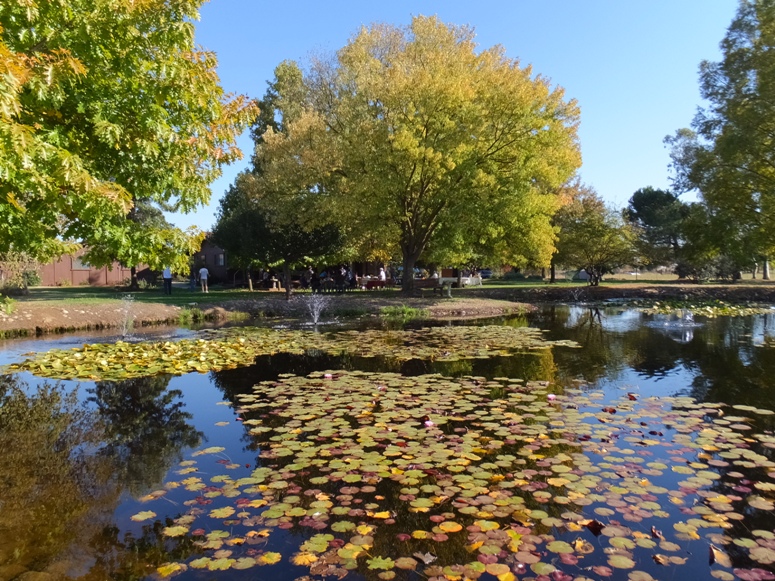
[247,269,253,292]
[549,262,556,284]
[401,251,422,294]
[282,262,292,301]
[764,260,770,280]
[129,266,139,290]
[586,268,600,286]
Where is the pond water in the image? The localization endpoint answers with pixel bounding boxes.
[2,305,775,581]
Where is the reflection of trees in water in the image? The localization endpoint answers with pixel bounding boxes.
[680,318,775,408]
[530,306,632,386]
[89,375,203,496]
[528,307,775,410]
[0,376,117,576]
[86,518,201,581]
[0,374,204,578]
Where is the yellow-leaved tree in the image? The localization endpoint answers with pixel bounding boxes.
[255,16,581,292]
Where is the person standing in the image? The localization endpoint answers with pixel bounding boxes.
[198,265,209,293]
[162,266,173,295]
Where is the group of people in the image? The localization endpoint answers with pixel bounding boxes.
[302,266,360,293]
[161,266,210,294]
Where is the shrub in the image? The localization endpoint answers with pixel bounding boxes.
[1,296,16,314]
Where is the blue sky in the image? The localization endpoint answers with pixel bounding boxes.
[170,0,738,231]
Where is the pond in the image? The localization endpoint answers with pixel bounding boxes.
[2,305,775,581]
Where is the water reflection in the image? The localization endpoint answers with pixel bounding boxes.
[0,376,116,578]
[3,307,775,579]
[90,375,203,496]
[0,373,205,579]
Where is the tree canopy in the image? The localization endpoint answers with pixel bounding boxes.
[666,0,775,270]
[553,187,635,286]
[625,187,688,269]
[0,0,256,272]
[215,62,343,299]
[255,16,581,291]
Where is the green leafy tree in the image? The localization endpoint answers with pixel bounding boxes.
[256,17,581,292]
[211,184,267,284]
[625,187,689,269]
[553,188,635,286]
[216,62,344,299]
[666,0,775,279]
[0,0,256,277]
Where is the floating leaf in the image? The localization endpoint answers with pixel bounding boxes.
[438,521,463,533]
[130,510,156,522]
[291,553,318,566]
[156,562,185,578]
[608,555,636,569]
[709,543,732,567]
[367,556,395,570]
[162,525,188,537]
[258,552,282,565]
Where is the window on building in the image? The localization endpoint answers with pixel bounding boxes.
[217,253,225,267]
[199,254,206,264]
[71,257,90,271]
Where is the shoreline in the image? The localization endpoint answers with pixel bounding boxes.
[1,283,774,339]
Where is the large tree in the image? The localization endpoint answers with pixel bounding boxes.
[215,62,344,299]
[0,0,256,276]
[666,0,775,278]
[212,177,342,300]
[553,188,635,286]
[256,16,581,292]
[625,187,688,269]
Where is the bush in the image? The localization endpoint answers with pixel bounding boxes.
[22,270,40,287]
[0,252,41,293]
[1,296,16,314]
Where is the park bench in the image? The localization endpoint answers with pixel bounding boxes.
[415,278,452,297]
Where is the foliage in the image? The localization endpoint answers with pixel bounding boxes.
[625,187,689,268]
[553,187,635,285]
[213,176,343,300]
[7,325,578,381]
[0,295,15,314]
[0,0,256,267]
[379,305,429,323]
[83,201,206,281]
[666,0,775,271]
[255,16,581,292]
[627,298,773,318]
[0,251,41,294]
[218,62,344,299]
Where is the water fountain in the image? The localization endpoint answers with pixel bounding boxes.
[119,293,135,338]
[646,307,700,343]
[293,293,333,326]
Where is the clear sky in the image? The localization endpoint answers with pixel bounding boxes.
[169,0,739,231]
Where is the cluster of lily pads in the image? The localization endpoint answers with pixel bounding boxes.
[136,370,775,581]
[624,299,773,318]
[5,325,578,381]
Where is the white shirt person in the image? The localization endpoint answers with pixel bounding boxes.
[198,266,210,292]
